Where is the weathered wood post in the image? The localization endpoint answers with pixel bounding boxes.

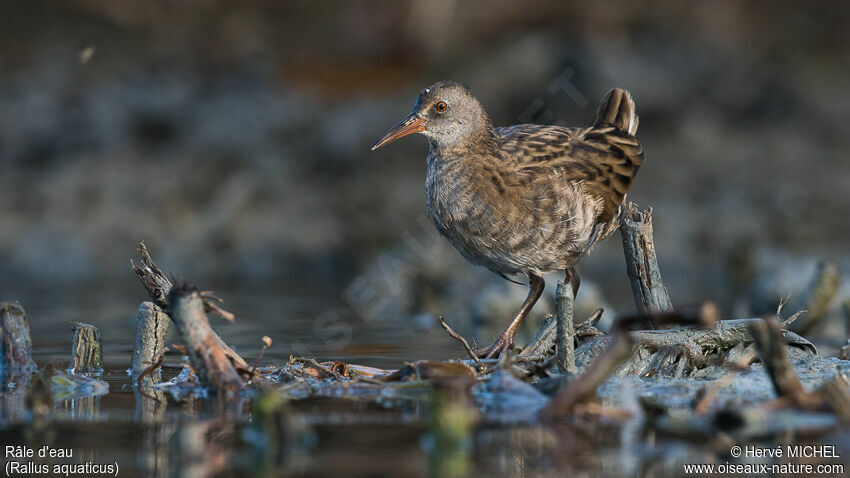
[620,203,673,316]
[69,322,103,374]
[0,301,35,385]
[132,302,171,378]
[555,280,576,373]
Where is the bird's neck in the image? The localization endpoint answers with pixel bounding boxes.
[428,117,497,159]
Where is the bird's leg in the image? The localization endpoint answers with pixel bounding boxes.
[565,267,581,298]
[477,274,545,359]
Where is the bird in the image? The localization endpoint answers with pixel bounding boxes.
[371,81,644,358]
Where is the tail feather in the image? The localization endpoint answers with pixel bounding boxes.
[593,88,638,136]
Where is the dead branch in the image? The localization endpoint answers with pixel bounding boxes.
[130,242,249,371]
[540,332,634,420]
[131,241,173,304]
[791,260,840,335]
[555,280,576,373]
[748,318,822,410]
[131,242,236,322]
[169,284,245,392]
[619,203,672,317]
[69,322,103,374]
[438,316,479,362]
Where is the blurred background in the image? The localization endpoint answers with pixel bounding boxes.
[1,0,849,361]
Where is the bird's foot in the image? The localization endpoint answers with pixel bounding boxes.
[474,335,516,359]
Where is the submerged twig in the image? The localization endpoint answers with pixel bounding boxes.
[136,347,168,402]
[439,316,479,363]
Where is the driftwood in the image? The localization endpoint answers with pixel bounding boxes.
[791,260,840,335]
[169,284,244,391]
[619,203,672,317]
[0,301,35,385]
[555,280,576,373]
[69,322,103,374]
[132,302,171,378]
[131,242,248,371]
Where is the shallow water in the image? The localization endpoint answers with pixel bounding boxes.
[0,277,469,477]
[1,278,848,477]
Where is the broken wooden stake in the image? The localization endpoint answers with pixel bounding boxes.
[619,203,672,316]
[555,280,576,373]
[168,284,244,392]
[69,322,103,374]
[132,302,171,379]
[0,301,35,385]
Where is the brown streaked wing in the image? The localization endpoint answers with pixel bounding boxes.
[496,124,644,225]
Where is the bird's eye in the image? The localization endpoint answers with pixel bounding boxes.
[434,101,447,113]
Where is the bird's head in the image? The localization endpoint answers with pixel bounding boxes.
[371,81,492,151]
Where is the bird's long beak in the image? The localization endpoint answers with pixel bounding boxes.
[371,112,426,150]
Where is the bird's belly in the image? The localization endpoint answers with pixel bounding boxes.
[427,180,593,275]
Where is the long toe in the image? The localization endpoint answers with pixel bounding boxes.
[484,338,513,359]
